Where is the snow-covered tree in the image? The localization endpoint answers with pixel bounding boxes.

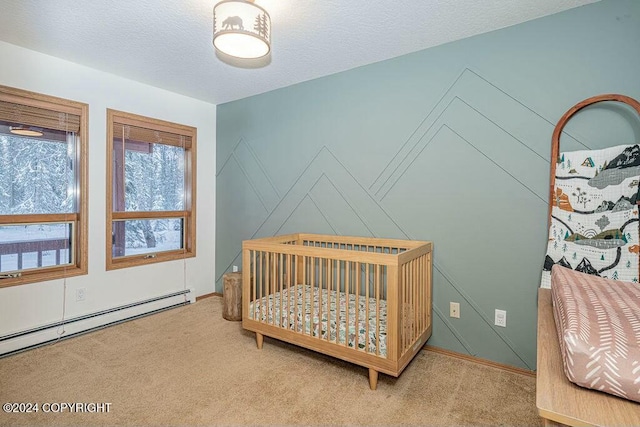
[123,143,184,249]
[0,135,72,215]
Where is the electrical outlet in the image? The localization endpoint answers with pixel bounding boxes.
[495,309,506,327]
[450,302,460,318]
[76,288,86,302]
[232,265,239,273]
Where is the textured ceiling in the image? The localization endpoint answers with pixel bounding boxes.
[0,0,599,105]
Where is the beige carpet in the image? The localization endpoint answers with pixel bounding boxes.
[0,297,541,426]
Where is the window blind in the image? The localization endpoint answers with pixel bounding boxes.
[0,101,80,133]
[113,122,192,149]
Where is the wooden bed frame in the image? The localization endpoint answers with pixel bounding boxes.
[242,233,432,390]
[538,94,640,425]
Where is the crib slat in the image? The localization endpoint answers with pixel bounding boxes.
[427,252,432,330]
[284,253,287,328]
[290,253,294,330]
[420,255,424,332]
[425,254,429,331]
[322,257,326,340]
[404,261,408,350]
[336,260,340,344]
[267,251,271,325]
[410,259,414,345]
[258,251,263,323]
[303,256,307,335]
[315,260,322,339]
[421,254,425,332]
[274,253,278,326]
[271,252,276,326]
[420,255,423,333]
[244,249,252,321]
[338,260,342,345]
[403,263,407,351]
[410,259,414,346]
[318,257,323,340]
[279,252,284,329]
[408,259,411,346]
[365,263,370,353]
[275,252,279,326]
[256,251,264,322]
[294,255,299,333]
[270,252,273,325]
[421,255,425,332]
[255,251,259,322]
[254,251,258,321]
[418,256,422,334]
[409,260,413,347]
[263,251,267,324]
[407,262,411,348]
[376,264,380,356]
[248,251,253,320]
[345,260,350,348]
[327,258,331,340]
[409,260,417,343]
[386,263,399,361]
[355,261,360,352]
[262,251,266,323]
[326,258,330,342]
[423,255,427,332]
[399,263,403,352]
[284,253,289,330]
[404,261,409,350]
[265,251,270,325]
[311,256,316,338]
[414,258,418,343]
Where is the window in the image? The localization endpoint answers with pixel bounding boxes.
[0,85,88,287]
[106,109,196,269]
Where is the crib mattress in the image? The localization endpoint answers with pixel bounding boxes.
[249,284,387,357]
[550,265,640,403]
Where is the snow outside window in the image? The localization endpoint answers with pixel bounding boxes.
[0,85,87,286]
[106,110,196,270]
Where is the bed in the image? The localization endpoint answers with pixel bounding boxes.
[242,233,432,390]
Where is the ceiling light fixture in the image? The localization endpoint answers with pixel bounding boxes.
[9,126,44,137]
[213,0,271,59]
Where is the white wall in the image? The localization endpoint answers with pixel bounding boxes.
[0,41,216,336]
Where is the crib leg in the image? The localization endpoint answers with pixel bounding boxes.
[255,332,264,349]
[368,368,378,390]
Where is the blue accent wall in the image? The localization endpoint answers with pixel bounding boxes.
[216,0,640,369]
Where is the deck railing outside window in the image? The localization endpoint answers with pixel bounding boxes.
[0,237,71,273]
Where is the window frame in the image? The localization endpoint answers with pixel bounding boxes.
[0,85,88,288]
[106,109,196,270]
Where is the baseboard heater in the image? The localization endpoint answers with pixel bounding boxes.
[0,288,195,358]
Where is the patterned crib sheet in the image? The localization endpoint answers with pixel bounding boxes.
[249,284,387,357]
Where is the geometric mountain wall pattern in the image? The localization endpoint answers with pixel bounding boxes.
[216,0,640,369]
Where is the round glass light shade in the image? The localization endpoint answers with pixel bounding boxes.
[213,1,271,59]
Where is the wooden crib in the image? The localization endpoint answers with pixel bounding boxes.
[242,233,432,390]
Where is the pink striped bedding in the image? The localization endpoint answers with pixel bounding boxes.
[550,265,640,403]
